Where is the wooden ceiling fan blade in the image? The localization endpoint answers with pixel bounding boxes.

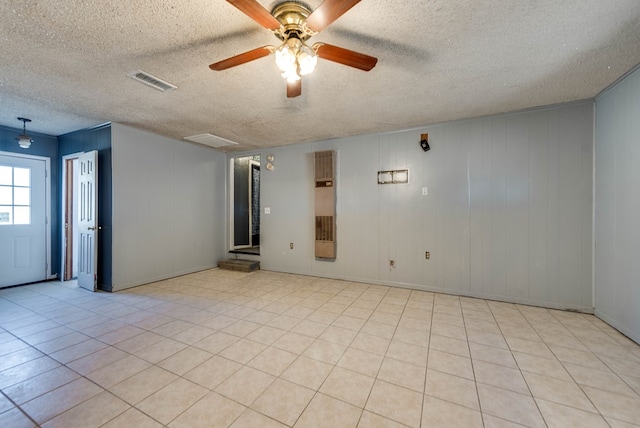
[227,0,281,30]
[209,46,273,71]
[314,43,377,71]
[287,79,302,98]
[306,0,361,33]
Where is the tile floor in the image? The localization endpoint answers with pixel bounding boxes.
[1,269,640,427]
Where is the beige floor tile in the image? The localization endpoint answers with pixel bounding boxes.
[365,380,423,428]
[505,337,555,359]
[320,366,375,407]
[0,356,61,389]
[337,346,384,377]
[136,378,208,425]
[251,379,315,426]
[351,332,391,355]
[392,327,430,347]
[429,334,470,357]
[295,393,362,428]
[157,346,213,375]
[469,342,518,368]
[582,385,640,425]
[536,398,609,428]
[387,341,429,367]
[218,338,267,364]
[427,349,474,380]
[398,316,431,332]
[378,357,426,392]
[362,320,397,339]
[3,365,79,405]
[466,329,508,349]
[422,395,483,428]
[272,331,315,354]
[114,331,165,354]
[222,319,261,337]
[183,355,242,389]
[606,417,640,428]
[49,338,107,364]
[318,325,358,346]
[41,391,129,428]
[431,321,467,341]
[246,325,287,345]
[168,391,245,428]
[563,361,638,396]
[522,371,596,412]
[332,315,367,331]
[109,366,178,405]
[215,366,275,405]
[342,306,374,320]
[193,331,239,354]
[20,377,104,424]
[132,337,187,364]
[281,356,333,390]
[512,351,572,381]
[248,346,297,376]
[230,409,287,428]
[358,411,407,427]
[547,344,609,370]
[474,360,529,394]
[66,346,128,375]
[482,413,529,427]
[172,325,216,345]
[477,383,545,428]
[308,311,341,326]
[291,319,328,338]
[1,407,36,428]
[303,339,347,364]
[102,408,162,428]
[424,369,479,411]
[86,354,151,388]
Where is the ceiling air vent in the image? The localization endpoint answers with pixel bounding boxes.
[183,133,239,148]
[128,70,177,92]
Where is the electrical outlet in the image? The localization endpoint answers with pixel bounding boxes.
[290,242,294,249]
[425,251,430,260]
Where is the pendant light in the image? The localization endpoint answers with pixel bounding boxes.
[16,117,33,149]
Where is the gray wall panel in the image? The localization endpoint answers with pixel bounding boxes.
[595,67,640,343]
[259,102,593,310]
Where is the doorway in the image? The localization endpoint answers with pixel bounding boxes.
[230,155,260,255]
[0,152,51,288]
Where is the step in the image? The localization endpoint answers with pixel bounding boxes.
[218,259,260,273]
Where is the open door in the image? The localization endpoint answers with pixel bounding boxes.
[77,151,98,291]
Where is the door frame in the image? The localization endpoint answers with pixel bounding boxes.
[228,154,261,252]
[60,152,83,281]
[0,150,52,281]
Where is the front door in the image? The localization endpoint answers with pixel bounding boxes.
[0,153,47,287]
[77,151,98,291]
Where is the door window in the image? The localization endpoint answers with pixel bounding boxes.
[0,165,31,225]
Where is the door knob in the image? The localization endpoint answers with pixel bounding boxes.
[88,226,97,231]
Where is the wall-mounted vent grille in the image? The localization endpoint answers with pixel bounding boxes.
[128,70,177,92]
[316,216,334,241]
[314,150,336,259]
[315,150,334,180]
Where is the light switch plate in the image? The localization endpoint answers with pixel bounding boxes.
[421,187,428,196]
[265,207,271,214]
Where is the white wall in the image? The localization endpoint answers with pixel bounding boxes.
[594,67,640,343]
[111,124,226,291]
[261,102,594,311]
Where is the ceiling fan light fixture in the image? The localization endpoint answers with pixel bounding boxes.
[16,117,33,149]
[275,37,317,82]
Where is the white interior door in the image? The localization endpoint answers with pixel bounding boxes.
[78,150,98,291]
[0,154,47,288]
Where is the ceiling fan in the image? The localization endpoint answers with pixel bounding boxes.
[209,0,378,98]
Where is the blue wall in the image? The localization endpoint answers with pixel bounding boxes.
[0,124,60,278]
[59,124,112,288]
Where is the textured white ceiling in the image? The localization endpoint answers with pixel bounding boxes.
[0,0,638,152]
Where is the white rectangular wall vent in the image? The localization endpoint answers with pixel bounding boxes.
[183,133,239,148]
[128,70,177,92]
